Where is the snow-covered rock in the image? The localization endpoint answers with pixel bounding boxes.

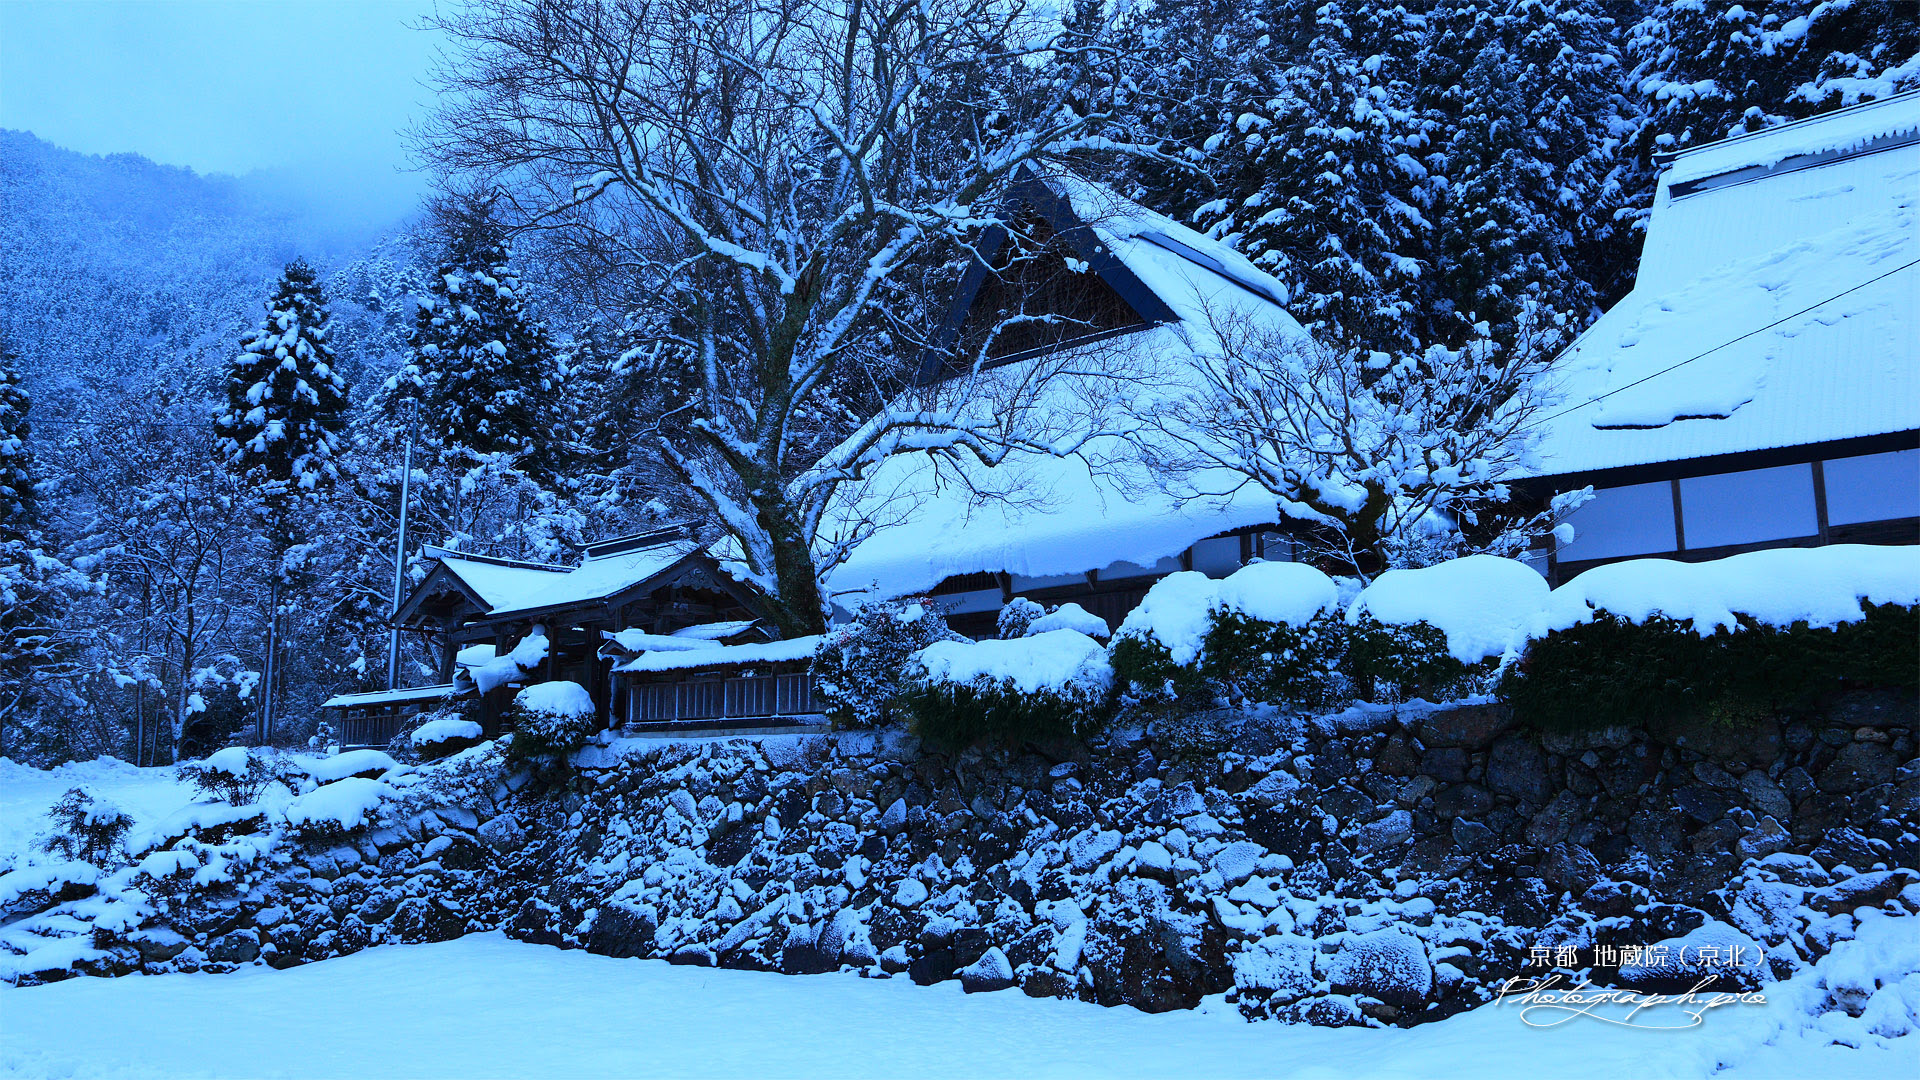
[1327,930,1432,1006]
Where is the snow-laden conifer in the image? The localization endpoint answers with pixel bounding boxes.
[214,259,350,502]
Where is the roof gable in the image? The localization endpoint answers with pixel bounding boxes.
[918,176,1178,383]
[1530,95,1920,481]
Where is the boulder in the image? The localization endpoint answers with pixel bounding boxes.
[1486,737,1550,805]
[1328,930,1432,1007]
[1432,783,1492,819]
[960,947,1016,993]
[1816,743,1897,794]
[1416,704,1513,750]
[585,902,656,958]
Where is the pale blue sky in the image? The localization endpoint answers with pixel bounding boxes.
[1,0,440,224]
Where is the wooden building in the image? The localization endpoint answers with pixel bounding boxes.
[818,173,1323,637]
[368,523,771,737]
[1519,93,1919,583]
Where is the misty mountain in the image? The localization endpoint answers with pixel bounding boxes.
[0,130,402,418]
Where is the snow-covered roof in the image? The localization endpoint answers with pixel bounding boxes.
[821,176,1307,601]
[431,553,568,612]
[320,684,455,710]
[613,635,822,674]
[1530,94,1920,480]
[424,538,706,621]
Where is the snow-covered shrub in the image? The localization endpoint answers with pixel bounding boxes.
[996,597,1045,639]
[811,597,963,728]
[282,777,396,843]
[1111,564,1347,716]
[307,748,400,784]
[1345,555,1546,702]
[411,714,485,762]
[503,680,599,763]
[901,629,1115,748]
[40,788,133,865]
[1028,602,1110,639]
[307,721,337,755]
[179,747,296,806]
[1504,546,1920,732]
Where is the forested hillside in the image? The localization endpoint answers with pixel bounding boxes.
[0,0,1913,769]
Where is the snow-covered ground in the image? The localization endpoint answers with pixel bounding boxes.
[0,758,198,862]
[0,929,1911,1080]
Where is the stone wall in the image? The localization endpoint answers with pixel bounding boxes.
[9,691,1916,1029]
[481,690,1917,1023]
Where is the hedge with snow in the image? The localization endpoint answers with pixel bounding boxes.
[883,545,1917,746]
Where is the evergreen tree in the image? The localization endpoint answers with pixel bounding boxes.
[214,259,351,504]
[1127,0,1428,355]
[1418,0,1628,354]
[0,347,33,535]
[0,338,94,761]
[1622,0,1920,230]
[395,197,565,483]
[214,260,350,744]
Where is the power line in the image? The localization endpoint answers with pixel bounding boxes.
[1530,256,1920,430]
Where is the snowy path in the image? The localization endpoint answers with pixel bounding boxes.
[1,933,1907,1080]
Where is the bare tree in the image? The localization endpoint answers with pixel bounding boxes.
[1138,311,1587,578]
[415,0,1155,634]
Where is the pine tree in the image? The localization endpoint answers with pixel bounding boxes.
[397,198,564,483]
[214,260,350,745]
[1622,1,1920,231]
[0,347,33,536]
[0,338,94,761]
[214,259,351,504]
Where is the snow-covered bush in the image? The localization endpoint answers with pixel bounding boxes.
[307,721,337,755]
[811,597,963,728]
[411,714,485,762]
[1026,602,1110,639]
[996,597,1045,639]
[179,746,297,806]
[503,680,599,763]
[901,629,1114,748]
[282,777,397,843]
[1110,564,1347,716]
[1504,546,1920,732]
[40,788,133,865]
[1346,555,1546,702]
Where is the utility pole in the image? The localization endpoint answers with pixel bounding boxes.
[386,400,419,691]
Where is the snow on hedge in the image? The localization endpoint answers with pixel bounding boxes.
[281,777,395,834]
[1537,544,1920,637]
[1114,571,1218,665]
[200,746,252,777]
[1026,602,1111,639]
[1116,562,1339,664]
[1348,555,1549,663]
[411,718,483,749]
[307,749,399,785]
[914,629,1114,696]
[514,680,594,717]
[1214,562,1340,626]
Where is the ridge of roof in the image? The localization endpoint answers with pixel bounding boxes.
[1661,90,1920,187]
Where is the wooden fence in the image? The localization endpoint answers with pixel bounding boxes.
[626,673,818,725]
[340,711,410,750]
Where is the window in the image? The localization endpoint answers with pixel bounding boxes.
[1189,536,1242,578]
[1679,464,1818,549]
[1556,481,1678,561]
[1824,448,1920,526]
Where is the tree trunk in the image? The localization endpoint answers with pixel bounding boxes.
[757,497,829,638]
